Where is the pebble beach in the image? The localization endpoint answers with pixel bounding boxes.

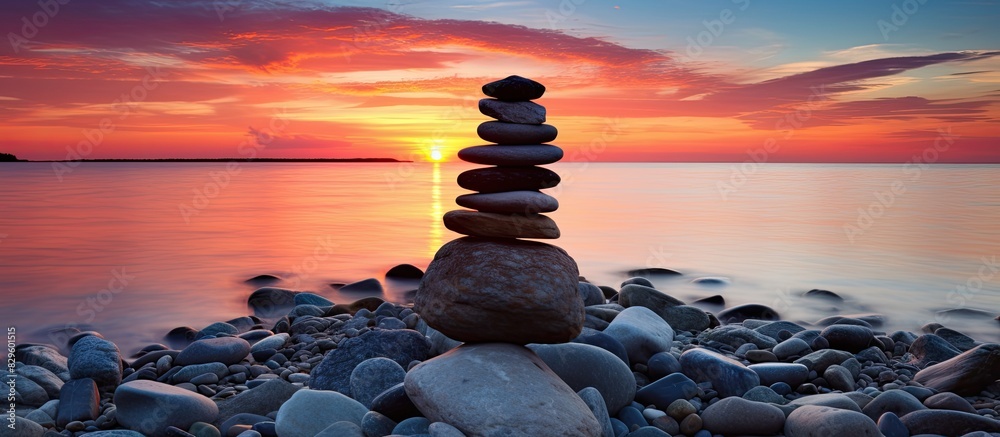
[6,76,1000,437]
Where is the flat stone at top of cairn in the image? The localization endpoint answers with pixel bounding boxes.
[482,75,546,101]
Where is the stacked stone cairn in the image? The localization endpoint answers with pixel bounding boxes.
[407,76,603,436]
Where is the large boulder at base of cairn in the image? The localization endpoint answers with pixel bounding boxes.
[415,237,584,344]
[404,343,602,437]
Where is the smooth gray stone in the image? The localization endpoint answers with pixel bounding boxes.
[603,306,675,365]
[403,343,602,437]
[68,335,122,392]
[315,421,365,437]
[350,357,406,409]
[56,378,100,427]
[784,405,880,437]
[578,387,615,437]
[275,390,368,437]
[702,396,786,435]
[458,145,563,166]
[175,337,250,366]
[113,380,219,437]
[680,348,760,398]
[527,342,636,415]
[15,365,63,398]
[479,98,545,124]
[862,389,927,420]
[748,363,809,387]
[456,190,558,214]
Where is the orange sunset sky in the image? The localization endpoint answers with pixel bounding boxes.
[1,0,998,162]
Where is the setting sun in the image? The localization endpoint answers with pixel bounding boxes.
[430,147,443,161]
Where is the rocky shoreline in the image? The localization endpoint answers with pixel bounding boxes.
[6,266,1000,437]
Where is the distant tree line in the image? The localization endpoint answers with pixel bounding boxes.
[0,153,20,161]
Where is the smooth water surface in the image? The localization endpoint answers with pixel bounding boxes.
[1,162,998,353]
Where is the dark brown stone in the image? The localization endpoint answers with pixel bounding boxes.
[457,166,560,193]
[415,237,584,344]
[482,75,545,101]
[478,121,557,144]
[458,145,562,166]
[456,191,558,214]
[443,210,559,239]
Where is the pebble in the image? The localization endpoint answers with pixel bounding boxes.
[113,380,219,437]
[349,357,406,409]
[773,337,812,360]
[679,414,702,434]
[924,391,977,414]
[862,389,927,420]
[784,405,881,437]
[361,411,397,437]
[819,325,875,353]
[308,329,430,394]
[702,396,786,435]
[748,362,809,387]
[274,389,368,437]
[528,342,636,415]
[823,364,855,392]
[635,373,698,410]
[57,378,101,427]
[247,287,297,318]
[604,306,676,365]
[578,387,615,437]
[876,412,908,437]
[716,304,780,324]
[175,337,250,366]
[68,335,123,392]
[679,348,760,398]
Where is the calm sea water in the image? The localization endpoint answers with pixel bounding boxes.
[1,162,998,354]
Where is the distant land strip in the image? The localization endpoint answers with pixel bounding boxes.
[22,158,410,163]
